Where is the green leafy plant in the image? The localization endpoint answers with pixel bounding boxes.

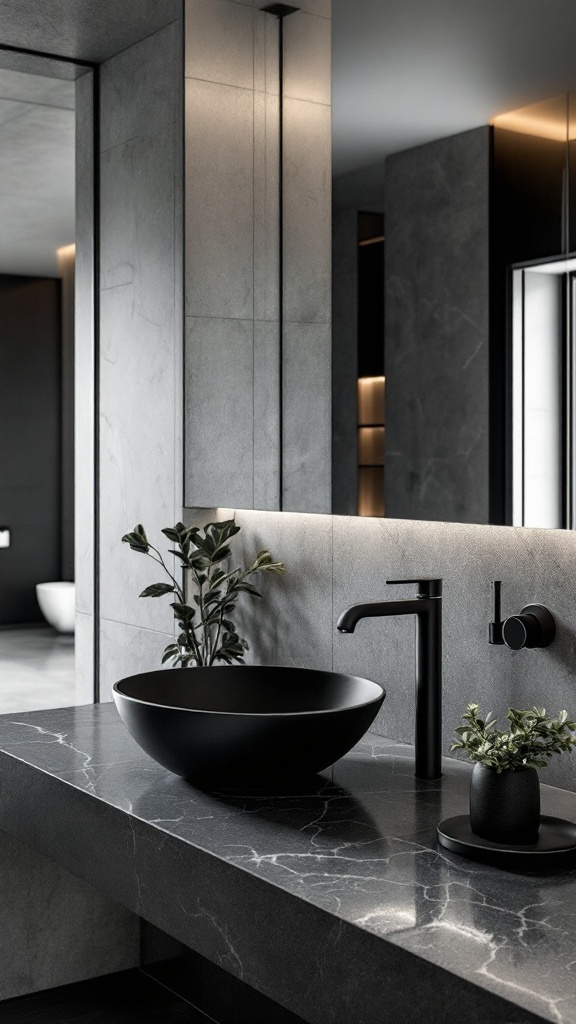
[122,519,286,667]
[452,703,576,772]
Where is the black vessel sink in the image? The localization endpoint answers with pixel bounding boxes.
[112,666,385,786]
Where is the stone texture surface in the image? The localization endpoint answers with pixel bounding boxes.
[385,127,491,524]
[283,96,331,326]
[0,826,139,1001]
[186,508,334,670]
[283,11,331,106]
[100,22,181,153]
[184,78,254,321]
[75,611,94,706]
[184,317,254,509]
[185,0,254,89]
[283,323,331,513]
[0,2,180,64]
[254,321,281,511]
[331,206,358,516]
[188,508,576,795]
[99,619,173,702]
[0,702,561,1024]
[99,26,182,645]
[184,0,331,513]
[254,88,280,323]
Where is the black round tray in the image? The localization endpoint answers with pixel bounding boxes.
[437,815,576,872]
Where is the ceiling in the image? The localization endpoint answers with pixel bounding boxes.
[0,0,179,65]
[0,68,74,277]
[0,1,180,279]
[332,0,576,176]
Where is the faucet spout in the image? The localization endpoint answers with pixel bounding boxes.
[336,579,443,781]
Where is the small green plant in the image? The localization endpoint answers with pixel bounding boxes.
[122,519,286,667]
[452,703,576,772]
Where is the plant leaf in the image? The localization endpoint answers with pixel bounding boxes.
[139,582,175,598]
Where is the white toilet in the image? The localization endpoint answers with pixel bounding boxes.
[36,582,76,634]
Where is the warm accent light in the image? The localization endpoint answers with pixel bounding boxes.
[358,469,384,518]
[56,243,76,258]
[358,426,385,466]
[358,235,385,247]
[357,377,385,517]
[491,95,576,142]
[358,376,385,426]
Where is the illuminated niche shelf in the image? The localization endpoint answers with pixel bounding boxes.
[358,375,385,517]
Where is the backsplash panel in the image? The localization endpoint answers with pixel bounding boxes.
[185,508,576,792]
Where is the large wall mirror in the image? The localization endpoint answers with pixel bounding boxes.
[330,0,576,528]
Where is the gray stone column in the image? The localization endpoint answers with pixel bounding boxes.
[385,127,490,524]
[184,0,332,514]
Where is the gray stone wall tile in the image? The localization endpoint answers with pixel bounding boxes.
[99,281,178,637]
[332,207,359,516]
[254,9,279,96]
[185,79,254,320]
[385,127,491,524]
[184,316,254,508]
[283,11,331,106]
[0,829,139,1001]
[99,118,177,637]
[254,89,280,322]
[185,0,254,89]
[225,509,334,670]
[283,97,331,324]
[332,516,576,791]
[99,619,174,702]
[181,507,576,793]
[74,611,94,706]
[283,322,331,513]
[100,21,179,152]
[97,22,182,695]
[254,321,280,510]
[100,129,176,316]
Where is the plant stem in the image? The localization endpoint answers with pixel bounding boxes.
[147,547,184,601]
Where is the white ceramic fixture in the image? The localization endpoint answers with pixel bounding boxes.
[36,581,75,634]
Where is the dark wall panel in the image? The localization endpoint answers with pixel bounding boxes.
[385,127,491,524]
[0,276,61,624]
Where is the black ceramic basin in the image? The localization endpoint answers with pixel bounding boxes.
[112,667,385,786]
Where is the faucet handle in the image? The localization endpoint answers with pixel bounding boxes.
[386,579,442,598]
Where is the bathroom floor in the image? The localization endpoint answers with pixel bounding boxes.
[0,969,210,1023]
[0,625,75,714]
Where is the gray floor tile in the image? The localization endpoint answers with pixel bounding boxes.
[0,626,75,713]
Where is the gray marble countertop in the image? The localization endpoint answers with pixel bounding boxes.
[0,704,575,1023]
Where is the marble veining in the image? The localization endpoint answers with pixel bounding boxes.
[0,705,574,1022]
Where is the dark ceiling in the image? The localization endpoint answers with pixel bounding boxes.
[333,0,576,176]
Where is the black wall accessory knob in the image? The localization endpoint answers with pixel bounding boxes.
[502,605,556,650]
[489,582,556,650]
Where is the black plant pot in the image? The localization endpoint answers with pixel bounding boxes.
[469,763,541,844]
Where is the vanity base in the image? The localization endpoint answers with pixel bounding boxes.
[438,814,576,871]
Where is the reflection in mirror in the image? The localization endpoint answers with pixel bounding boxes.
[331,1,576,528]
[0,66,77,712]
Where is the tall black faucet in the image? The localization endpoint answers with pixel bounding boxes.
[336,579,442,781]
